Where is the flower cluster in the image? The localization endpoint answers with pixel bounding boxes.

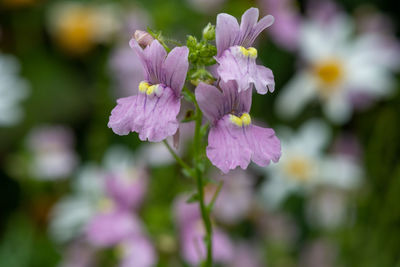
[108,7,282,173]
[49,147,156,267]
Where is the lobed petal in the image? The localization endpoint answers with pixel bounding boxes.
[162,46,189,95]
[130,39,167,85]
[216,13,240,57]
[206,116,281,173]
[108,87,180,142]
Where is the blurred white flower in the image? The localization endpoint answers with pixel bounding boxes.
[49,165,105,243]
[276,13,399,124]
[49,146,148,243]
[26,125,78,180]
[260,120,362,208]
[0,53,29,126]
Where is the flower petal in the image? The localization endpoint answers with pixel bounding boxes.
[129,39,167,85]
[238,8,260,45]
[162,46,189,95]
[108,87,180,142]
[216,13,240,57]
[206,116,280,173]
[247,125,281,166]
[195,83,226,122]
[195,81,252,123]
[206,116,253,173]
[217,46,275,94]
[275,71,317,118]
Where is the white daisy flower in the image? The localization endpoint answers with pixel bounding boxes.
[260,120,362,209]
[276,14,399,124]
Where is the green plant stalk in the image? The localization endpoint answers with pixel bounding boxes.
[193,100,213,267]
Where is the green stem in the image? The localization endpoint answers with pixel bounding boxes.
[193,101,213,267]
[162,140,191,173]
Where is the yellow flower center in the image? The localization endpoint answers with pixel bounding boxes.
[239,46,257,58]
[313,59,344,86]
[138,81,162,96]
[229,113,251,127]
[284,157,313,182]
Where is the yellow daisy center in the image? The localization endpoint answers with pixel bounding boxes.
[284,157,313,182]
[313,59,344,86]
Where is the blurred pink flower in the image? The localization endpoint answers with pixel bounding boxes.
[174,195,234,265]
[119,235,157,267]
[105,166,148,210]
[86,208,142,247]
[228,242,264,267]
[208,170,255,224]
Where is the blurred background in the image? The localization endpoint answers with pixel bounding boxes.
[1,0,399,266]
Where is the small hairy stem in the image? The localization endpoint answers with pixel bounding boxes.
[207,181,224,213]
[162,140,191,173]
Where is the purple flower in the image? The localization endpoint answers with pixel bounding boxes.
[108,39,189,142]
[215,7,275,94]
[86,208,142,247]
[174,195,234,265]
[195,81,281,173]
[105,167,148,210]
[119,235,157,267]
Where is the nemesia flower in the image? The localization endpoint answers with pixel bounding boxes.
[215,7,275,94]
[0,53,29,126]
[47,2,120,54]
[195,80,281,173]
[86,207,142,247]
[26,125,78,180]
[275,12,399,123]
[108,39,189,142]
[174,195,234,265]
[260,0,301,50]
[260,120,362,208]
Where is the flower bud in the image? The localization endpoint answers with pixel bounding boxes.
[134,30,154,48]
[202,23,215,41]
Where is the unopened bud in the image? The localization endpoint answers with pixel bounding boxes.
[134,30,154,48]
[202,23,215,41]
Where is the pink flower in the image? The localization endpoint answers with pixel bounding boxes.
[108,40,189,142]
[215,7,275,94]
[195,81,281,173]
